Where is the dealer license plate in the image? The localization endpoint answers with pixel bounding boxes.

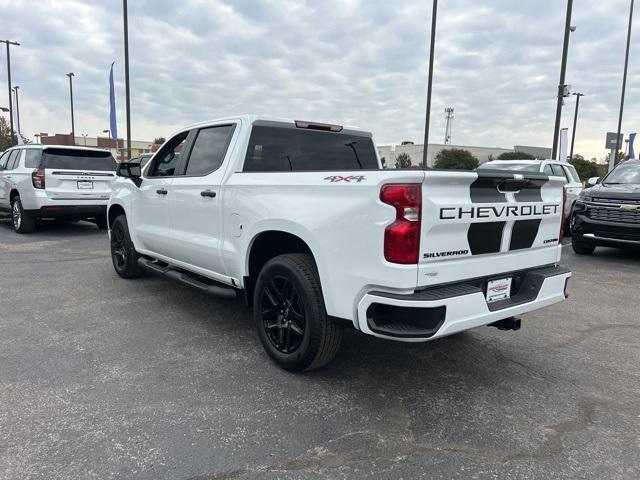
[77,181,94,190]
[486,277,512,303]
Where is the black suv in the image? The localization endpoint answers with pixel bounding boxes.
[571,159,640,254]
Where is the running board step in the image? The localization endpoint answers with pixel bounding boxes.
[138,258,237,299]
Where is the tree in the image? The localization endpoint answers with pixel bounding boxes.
[380,156,387,169]
[497,150,536,160]
[569,155,599,181]
[0,116,15,151]
[433,149,479,170]
[153,137,166,144]
[394,152,412,169]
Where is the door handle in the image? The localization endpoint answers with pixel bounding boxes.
[156,188,168,195]
[200,190,216,198]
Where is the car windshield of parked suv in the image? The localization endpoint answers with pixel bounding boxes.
[243,126,379,171]
[478,162,540,172]
[41,148,117,171]
[603,161,640,184]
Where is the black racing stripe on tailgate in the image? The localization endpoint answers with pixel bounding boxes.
[468,173,510,254]
[468,221,506,254]
[510,176,550,250]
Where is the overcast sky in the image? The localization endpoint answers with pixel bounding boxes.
[1,0,638,159]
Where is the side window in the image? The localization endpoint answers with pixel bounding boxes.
[564,165,580,183]
[543,164,553,176]
[184,125,235,176]
[551,164,569,182]
[0,151,9,170]
[147,132,188,177]
[5,150,20,170]
[24,150,42,168]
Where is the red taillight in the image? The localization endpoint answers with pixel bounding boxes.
[294,120,343,132]
[381,183,422,264]
[559,186,567,241]
[32,169,45,189]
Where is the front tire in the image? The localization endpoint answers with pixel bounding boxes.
[254,254,343,372]
[11,196,36,234]
[110,215,144,278]
[572,236,596,255]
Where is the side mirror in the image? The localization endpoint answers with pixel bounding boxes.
[587,177,600,187]
[117,162,142,187]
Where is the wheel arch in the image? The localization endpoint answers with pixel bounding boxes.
[244,230,317,307]
[107,203,126,229]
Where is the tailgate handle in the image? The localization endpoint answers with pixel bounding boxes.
[498,179,528,193]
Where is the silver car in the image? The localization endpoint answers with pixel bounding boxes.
[478,159,583,222]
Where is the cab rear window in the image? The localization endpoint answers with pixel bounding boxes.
[243,126,379,172]
[42,148,116,171]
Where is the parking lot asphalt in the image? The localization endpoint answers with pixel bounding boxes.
[0,218,639,480]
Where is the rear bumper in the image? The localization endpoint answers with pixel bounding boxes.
[356,265,571,342]
[25,205,107,219]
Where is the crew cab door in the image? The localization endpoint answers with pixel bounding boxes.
[133,131,189,256]
[166,122,238,275]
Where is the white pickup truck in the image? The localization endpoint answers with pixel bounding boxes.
[108,115,571,371]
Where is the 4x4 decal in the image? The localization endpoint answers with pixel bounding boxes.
[324,175,366,183]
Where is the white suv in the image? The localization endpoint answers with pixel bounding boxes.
[478,159,583,223]
[0,144,117,233]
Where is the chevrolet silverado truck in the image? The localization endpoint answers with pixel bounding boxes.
[108,115,571,372]
[571,159,640,254]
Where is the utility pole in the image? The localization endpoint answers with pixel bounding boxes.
[123,0,132,161]
[422,0,438,168]
[614,0,634,169]
[444,107,454,144]
[551,0,575,160]
[1,40,20,146]
[12,85,20,134]
[66,72,75,145]
[569,92,584,160]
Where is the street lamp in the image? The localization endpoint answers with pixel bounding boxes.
[66,72,75,145]
[569,92,584,160]
[1,39,20,146]
[422,0,438,169]
[12,85,20,134]
[613,0,635,169]
[81,133,88,146]
[122,0,132,161]
[551,0,575,160]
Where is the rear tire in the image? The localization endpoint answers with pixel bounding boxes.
[253,253,343,372]
[110,215,144,278]
[572,236,596,255]
[10,196,36,234]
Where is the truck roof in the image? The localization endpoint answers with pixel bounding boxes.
[178,114,372,137]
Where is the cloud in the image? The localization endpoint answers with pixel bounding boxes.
[0,0,638,159]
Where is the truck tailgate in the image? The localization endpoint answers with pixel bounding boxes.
[418,170,564,287]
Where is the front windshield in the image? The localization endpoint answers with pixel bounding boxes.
[479,162,540,172]
[603,162,640,184]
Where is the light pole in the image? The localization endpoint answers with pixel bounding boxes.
[551,0,575,160]
[81,133,88,146]
[569,92,584,160]
[12,85,20,134]
[34,133,40,143]
[123,0,132,161]
[66,72,75,145]
[422,0,438,168]
[1,39,20,146]
[614,0,634,169]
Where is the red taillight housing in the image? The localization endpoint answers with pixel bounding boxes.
[559,186,567,241]
[380,183,422,264]
[32,169,45,189]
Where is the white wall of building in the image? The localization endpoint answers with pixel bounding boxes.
[378,143,514,168]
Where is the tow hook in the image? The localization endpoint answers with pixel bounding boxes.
[489,317,521,331]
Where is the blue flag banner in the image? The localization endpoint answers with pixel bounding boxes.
[629,133,636,159]
[109,62,118,141]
